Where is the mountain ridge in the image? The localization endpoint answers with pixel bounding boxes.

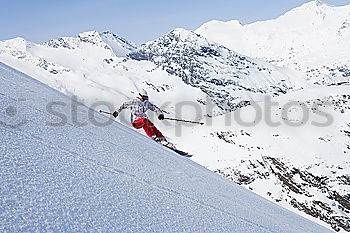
[195,1,350,86]
[44,30,137,57]
[128,28,308,112]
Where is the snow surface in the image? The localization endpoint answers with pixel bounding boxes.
[176,85,350,231]
[0,62,331,232]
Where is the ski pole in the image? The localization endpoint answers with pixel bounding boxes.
[163,117,204,125]
[99,110,113,115]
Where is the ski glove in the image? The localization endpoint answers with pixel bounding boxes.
[158,114,164,120]
[112,111,118,118]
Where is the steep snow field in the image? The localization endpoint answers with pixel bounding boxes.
[176,85,350,230]
[0,62,330,232]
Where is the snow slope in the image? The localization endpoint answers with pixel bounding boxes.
[176,85,350,231]
[196,0,350,85]
[0,62,330,232]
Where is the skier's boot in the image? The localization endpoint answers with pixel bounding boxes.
[152,135,161,142]
[152,135,168,145]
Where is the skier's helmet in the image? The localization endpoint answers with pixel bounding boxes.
[138,89,148,100]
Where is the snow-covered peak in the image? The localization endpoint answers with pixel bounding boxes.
[197,1,350,33]
[196,1,334,34]
[277,0,333,21]
[266,0,350,28]
[195,1,350,86]
[100,30,136,48]
[99,30,137,56]
[78,30,102,44]
[167,28,199,40]
[129,28,307,112]
[315,0,326,6]
[300,0,328,7]
[0,37,28,51]
[0,37,35,60]
[138,28,222,54]
[44,30,136,57]
[138,28,207,49]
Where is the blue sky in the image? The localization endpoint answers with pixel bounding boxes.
[1,0,349,44]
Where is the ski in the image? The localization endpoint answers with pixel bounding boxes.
[159,141,192,157]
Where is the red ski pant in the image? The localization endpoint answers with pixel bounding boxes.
[132,118,166,140]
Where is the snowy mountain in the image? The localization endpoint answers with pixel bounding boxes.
[196,0,350,86]
[0,31,212,121]
[0,25,349,231]
[45,30,137,57]
[128,28,308,112]
[0,62,331,232]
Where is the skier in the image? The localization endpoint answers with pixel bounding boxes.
[112,89,167,142]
